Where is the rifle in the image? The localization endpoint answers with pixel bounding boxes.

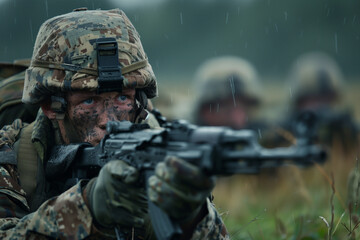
[46,119,327,240]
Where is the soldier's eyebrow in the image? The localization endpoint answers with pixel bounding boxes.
[66,91,98,103]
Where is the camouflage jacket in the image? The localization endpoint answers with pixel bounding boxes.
[0,112,229,239]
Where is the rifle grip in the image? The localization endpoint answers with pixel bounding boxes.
[145,170,182,240]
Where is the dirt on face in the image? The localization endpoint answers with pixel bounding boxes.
[63,89,136,146]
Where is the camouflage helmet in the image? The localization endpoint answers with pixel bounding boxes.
[288,52,344,104]
[194,56,262,107]
[23,8,157,104]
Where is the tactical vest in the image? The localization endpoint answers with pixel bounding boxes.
[13,122,48,210]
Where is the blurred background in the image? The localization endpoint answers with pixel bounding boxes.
[1,0,360,78]
[1,0,360,239]
[1,0,359,120]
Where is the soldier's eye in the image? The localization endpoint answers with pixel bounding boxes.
[118,95,128,102]
[82,98,94,105]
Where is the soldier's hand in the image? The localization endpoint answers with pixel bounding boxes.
[148,156,215,221]
[85,160,147,228]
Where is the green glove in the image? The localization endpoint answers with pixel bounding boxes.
[148,156,215,221]
[86,160,147,228]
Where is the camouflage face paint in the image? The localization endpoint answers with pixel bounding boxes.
[63,89,136,146]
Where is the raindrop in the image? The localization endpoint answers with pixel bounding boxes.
[237,7,240,16]
[258,129,262,139]
[274,23,278,32]
[245,42,248,49]
[134,15,138,22]
[156,60,159,69]
[326,8,330,17]
[45,0,49,18]
[209,104,212,113]
[29,19,34,43]
[225,12,229,24]
[334,33,338,54]
[229,76,237,107]
[284,11,288,21]
[289,87,293,98]
[216,103,219,113]
[180,12,183,25]
[343,17,346,25]
[353,15,357,24]
[171,94,173,104]
[14,17,17,25]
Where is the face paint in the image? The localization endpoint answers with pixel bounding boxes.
[61,89,136,146]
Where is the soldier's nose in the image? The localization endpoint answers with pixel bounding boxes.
[98,112,116,129]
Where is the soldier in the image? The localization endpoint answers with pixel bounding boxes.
[283,52,358,150]
[0,8,228,239]
[0,60,39,126]
[192,56,263,130]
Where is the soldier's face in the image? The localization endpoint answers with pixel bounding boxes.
[199,97,250,129]
[60,89,136,146]
[297,95,336,111]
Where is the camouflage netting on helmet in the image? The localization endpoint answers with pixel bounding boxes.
[193,56,262,107]
[23,8,157,104]
[287,52,344,103]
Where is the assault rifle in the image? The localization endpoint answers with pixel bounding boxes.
[46,119,327,240]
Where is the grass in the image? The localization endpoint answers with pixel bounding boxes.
[211,141,359,240]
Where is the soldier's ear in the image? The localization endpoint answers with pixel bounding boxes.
[40,100,57,120]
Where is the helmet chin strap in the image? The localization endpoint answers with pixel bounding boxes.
[61,113,84,144]
[50,95,83,144]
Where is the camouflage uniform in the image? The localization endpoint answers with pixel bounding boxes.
[0,8,228,240]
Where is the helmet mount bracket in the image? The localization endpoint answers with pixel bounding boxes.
[96,37,124,94]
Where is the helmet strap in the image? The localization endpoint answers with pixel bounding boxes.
[134,92,149,123]
[50,96,67,120]
[135,90,148,109]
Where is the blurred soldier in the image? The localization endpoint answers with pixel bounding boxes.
[282,52,358,150]
[0,60,39,126]
[192,56,263,130]
[0,60,27,80]
[0,8,228,239]
[282,52,359,212]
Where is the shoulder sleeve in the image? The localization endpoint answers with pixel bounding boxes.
[190,198,229,240]
[0,181,94,240]
[0,164,29,217]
